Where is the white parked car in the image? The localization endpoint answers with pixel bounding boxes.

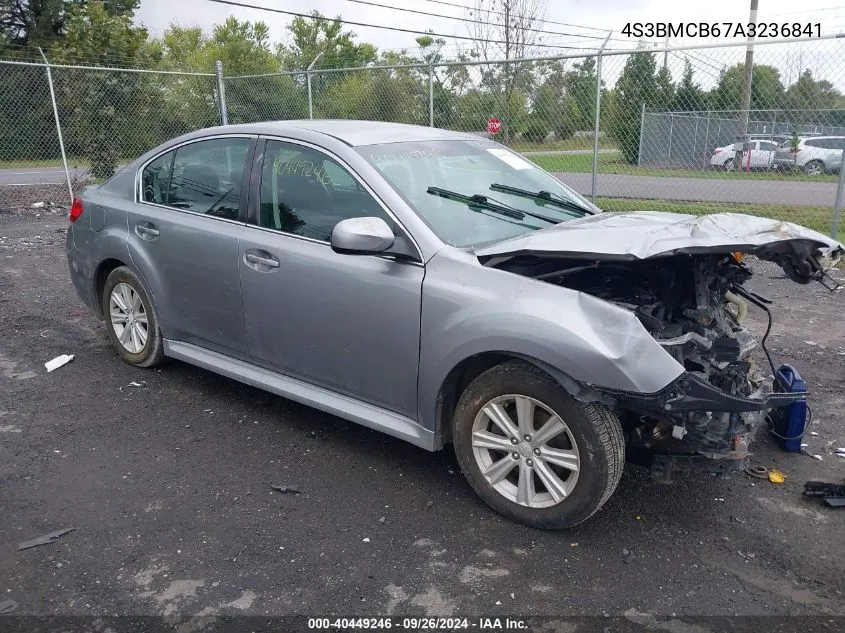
[773,136,845,175]
[709,138,783,171]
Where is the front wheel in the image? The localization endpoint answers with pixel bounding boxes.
[452,360,624,529]
[723,158,736,171]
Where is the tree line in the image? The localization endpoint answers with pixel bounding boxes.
[1,0,843,176]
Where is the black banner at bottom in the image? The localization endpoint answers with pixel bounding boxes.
[0,616,843,633]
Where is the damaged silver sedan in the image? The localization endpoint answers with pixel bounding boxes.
[65,121,844,529]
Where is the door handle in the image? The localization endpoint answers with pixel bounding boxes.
[135,223,160,239]
[245,252,280,269]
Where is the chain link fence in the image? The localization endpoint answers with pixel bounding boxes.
[2,36,844,239]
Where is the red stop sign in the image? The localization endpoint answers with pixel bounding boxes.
[487,116,502,135]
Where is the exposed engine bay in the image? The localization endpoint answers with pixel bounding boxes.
[491,252,807,479]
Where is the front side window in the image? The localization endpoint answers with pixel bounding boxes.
[141,137,252,220]
[258,140,394,242]
[355,140,599,247]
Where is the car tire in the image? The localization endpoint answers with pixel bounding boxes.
[102,266,165,368]
[452,360,624,529]
[804,160,824,176]
[723,158,735,171]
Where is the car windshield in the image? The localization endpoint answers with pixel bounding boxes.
[355,139,599,247]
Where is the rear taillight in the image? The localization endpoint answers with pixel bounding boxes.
[790,148,800,154]
[69,197,84,223]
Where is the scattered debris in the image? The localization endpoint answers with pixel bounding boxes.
[510,593,515,600]
[715,497,725,502]
[803,340,817,346]
[378,517,386,523]
[362,537,370,543]
[495,601,502,606]
[340,528,351,532]
[126,381,144,388]
[803,480,845,508]
[810,431,819,436]
[39,329,51,338]
[812,455,823,461]
[745,465,769,479]
[768,469,787,484]
[570,543,578,547]
[424,500,434,510]
[18,527,76,551]
[44,354,74,372]
[0,599,18,614]
[270,484,302,495]
[31,201,45,209]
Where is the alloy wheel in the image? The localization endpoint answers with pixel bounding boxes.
[471,394,580,509]
[109,282,149,354]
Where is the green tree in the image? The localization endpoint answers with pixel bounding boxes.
[564,57,597,132]
[607,50,675,163]
[671,58,705,111]
[277,11,376,71]
[784,69,840,125]
[710,63,785,113]
[0,0,138,47]
[157,17,306,126]
[49,1,154,177]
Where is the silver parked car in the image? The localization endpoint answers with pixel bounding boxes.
[66,121,843,529]
[773,135,845,174]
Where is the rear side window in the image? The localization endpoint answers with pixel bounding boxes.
[142,152,174,205]
[140,138,252,220]
[805,139,822,148]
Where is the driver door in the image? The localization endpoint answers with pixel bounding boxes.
[238,139,425,418]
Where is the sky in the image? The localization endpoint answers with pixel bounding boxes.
[133,0,845,90]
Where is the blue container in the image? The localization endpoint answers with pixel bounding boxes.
[772,364,808,452]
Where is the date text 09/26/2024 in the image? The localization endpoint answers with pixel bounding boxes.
[308,617,528,630]
[622,22,821,39]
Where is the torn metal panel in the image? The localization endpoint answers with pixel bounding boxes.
[476,211,844,263]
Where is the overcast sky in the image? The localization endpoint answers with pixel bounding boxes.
[134,0,845,89]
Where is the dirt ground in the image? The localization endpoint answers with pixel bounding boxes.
[1,204,844,630]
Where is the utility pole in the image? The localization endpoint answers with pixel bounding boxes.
[736,0,758,171]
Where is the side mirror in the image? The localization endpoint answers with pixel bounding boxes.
[331,217,395,255]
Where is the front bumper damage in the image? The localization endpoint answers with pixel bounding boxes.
[601,373,808,482]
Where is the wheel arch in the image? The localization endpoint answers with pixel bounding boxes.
[433,351,608,449]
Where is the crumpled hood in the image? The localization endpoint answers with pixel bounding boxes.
[475,211,844,263]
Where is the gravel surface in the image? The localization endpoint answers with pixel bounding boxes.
[1,210,844,626]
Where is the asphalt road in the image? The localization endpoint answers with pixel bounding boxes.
[0,166,90,186]
[553,171,839,207]
[1,212,844,630]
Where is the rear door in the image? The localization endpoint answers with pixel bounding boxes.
[237,138,425,418]
[752,140,777,168]
[128,135,256,356]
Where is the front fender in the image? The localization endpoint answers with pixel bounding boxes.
[417,249,685,431]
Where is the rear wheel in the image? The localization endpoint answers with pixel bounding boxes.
[452,360,624,529]
[804,160,825,175]
[102,266,164,367]
[723,158,736,171]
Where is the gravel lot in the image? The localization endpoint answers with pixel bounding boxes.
[1,206,844,630]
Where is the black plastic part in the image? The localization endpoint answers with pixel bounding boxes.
[712,337,741,362]
[611,372,807,415]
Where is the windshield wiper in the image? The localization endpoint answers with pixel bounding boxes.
[489,183,593,216]
[426,186,559,225]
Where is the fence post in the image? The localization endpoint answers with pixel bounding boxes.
[667,114,674,162]
[832,146,845,239]
[307,53,324,120]
[637,103,645,167]
[38,48,73,206]
[591,32,612,203]
[428,63,434,127]
[216,61,228,126]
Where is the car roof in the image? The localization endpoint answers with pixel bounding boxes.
[202,120,483,147]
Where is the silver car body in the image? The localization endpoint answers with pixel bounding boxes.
[66,121,844,456]
[773,135,845,172]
